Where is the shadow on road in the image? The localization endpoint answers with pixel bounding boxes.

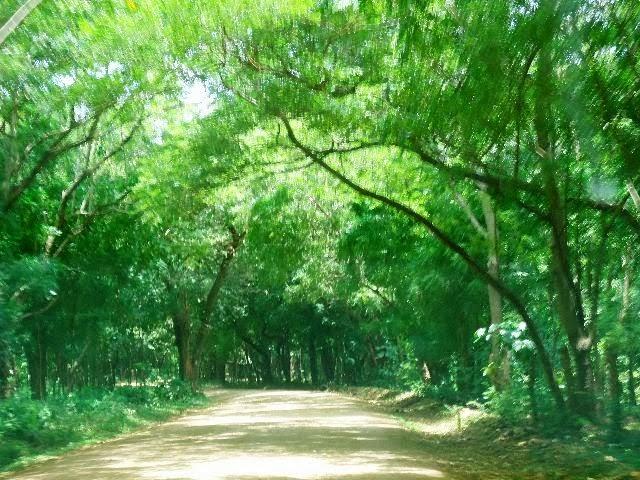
[9,390,450,480]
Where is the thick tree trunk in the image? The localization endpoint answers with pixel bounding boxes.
[164,227,243,387]
[172,304,195,384]
[560,345,576,409]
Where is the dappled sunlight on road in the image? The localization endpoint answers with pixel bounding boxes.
[8,390,451,479]
[138,454,444,479]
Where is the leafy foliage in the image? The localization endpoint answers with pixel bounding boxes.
[0,0,639,471]
[0,384,205,470]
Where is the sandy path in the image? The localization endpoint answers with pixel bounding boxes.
[7,389,452,480]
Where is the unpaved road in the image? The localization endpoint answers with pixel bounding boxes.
[7,390,452,479]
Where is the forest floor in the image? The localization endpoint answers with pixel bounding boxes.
[3,388,640,480]
[337,387,640,480]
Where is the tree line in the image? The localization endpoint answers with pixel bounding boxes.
[0,0,638,433]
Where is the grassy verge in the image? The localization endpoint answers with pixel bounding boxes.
[336,386,640,480]
[0,381,209,473]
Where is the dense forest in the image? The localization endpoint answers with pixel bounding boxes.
[1,0,639,468]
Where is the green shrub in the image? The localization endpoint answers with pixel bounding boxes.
[483,385,531,423]
[154,379,194,401]
[0,442,23,467]
[0,384,206,472]
[113,386,155,405]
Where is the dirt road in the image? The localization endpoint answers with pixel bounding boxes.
[7,389,451,479]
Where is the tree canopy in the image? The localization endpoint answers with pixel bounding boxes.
[1,0,639,443]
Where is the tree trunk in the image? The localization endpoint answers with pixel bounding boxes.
[560,345,576,410]
[528,354,538,424]
[172,303,195,384]
[619,251,635,408]
[588,225,611,416]
[261,354,273,384]
[454,185,510,391]
[455,323,472,399]
[308,339,319,386]
[66,338,90,392]
[192,226,245,380]
[26,324,47,400]
[243,349,257,383]
[214,354,226,384]
[542,163,593,416]
[279,339,291,383]
[534,35,593,417]
[628,355,637,407]
[606,349,622,437]
[0,0,45,46]
[292,349,302,383]
[479,188,510,391]
[247,347,272,383]
[279,116,566,411]
[0,340,12,399]
[320,343,336,383]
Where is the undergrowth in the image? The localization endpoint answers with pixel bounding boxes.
[0,380,207,472]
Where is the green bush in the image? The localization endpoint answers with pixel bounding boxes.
[113,386,155,405]
[483,385,531,424]
[0,442,23,467]
[154,379,194,401]
[0,384,206,472]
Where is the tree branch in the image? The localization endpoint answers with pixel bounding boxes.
[279,114,565,409]
[192,225,246,362]
[18,296,59,322]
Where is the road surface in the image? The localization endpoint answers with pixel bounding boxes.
[7,389,451,479]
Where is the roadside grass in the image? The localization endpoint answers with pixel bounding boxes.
[337,386,640,480]
[0,381,209,473]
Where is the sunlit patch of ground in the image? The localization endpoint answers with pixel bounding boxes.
[5,389,452,480]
